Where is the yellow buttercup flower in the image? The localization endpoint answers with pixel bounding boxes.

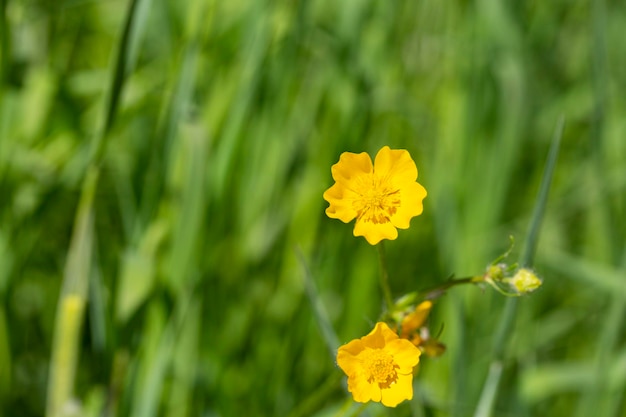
[323,146,427,245]
[336,322,421,407]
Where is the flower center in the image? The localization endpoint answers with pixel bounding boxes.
[362,348,398,387]
[353,175,401,224]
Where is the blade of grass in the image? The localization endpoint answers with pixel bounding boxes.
[575,0,624,411]
[45,167,97,417]
[296,247,340,360]
[46,0,153,414]
[473,116,564,417]
[164,47,205,295]
[91,0,152,165]
[0,0,9,85]
[165,299,200,417]
[131,291,197,417]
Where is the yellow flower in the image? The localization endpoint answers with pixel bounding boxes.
[336,322,421,407]
[323,146,427,245]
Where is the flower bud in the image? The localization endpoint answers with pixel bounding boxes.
[484,263,506,282]
[506,268,542,294]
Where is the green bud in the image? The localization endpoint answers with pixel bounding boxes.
[506,268,542,294]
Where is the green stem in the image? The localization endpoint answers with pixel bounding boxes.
[420,276,485,300]
[376,242,394,312]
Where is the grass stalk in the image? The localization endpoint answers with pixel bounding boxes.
[297,247,340,360]
[473,116,564,417]
[45,166,97,417]
[45,296,86,417]
[45,0,152,413]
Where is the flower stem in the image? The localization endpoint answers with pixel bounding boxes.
[376,242,394,312]
[420,275,485,300]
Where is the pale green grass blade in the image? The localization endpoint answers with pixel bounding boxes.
[164,60,206,295]
[520,349,626,402]
[129,301,168,417]
[131,292,197,417]
[543,248,626,297]
[474,116,564,417]
[92,0,153,163]
[46,167,97,417]
[46,0,154,413]
[165,299,200,417]
[574,0,625,413]
[520,116,565,267]
[115,220,167,323]
[0,0,9,85]
[297,247,340,360]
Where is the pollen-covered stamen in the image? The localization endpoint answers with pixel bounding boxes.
[353,175,401,224]
[362,348,399,387]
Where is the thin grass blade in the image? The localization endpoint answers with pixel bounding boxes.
[473,116,564,417]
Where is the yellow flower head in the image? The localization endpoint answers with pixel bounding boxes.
[323,146,427,245]
[336,322,421,407]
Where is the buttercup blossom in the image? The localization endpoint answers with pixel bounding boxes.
[336,322,421,407]
[323,146,427,245]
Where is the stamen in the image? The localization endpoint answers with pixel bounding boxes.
[353,175,401,224]
[362,348,398,387]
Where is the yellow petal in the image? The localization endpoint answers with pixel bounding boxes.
[331,151,373,188]
[359,322,399,350]
[353,219,398,245]
[323,184,359,223]
[385,339,421,372]
[374,146,417,184]
[390,182,427,229]
[336,339,365,375]
[377,322,401,345]
[348,375,381,403]
[380,372,413,407]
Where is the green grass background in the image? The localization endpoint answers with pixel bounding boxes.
[1,0,625,416]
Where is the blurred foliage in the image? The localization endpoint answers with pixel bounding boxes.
[0,0,625,416]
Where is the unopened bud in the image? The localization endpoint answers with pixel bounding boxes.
[485,263,506,281]
[506,268,542,294]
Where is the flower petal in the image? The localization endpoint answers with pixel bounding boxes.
[360,322,399,349]
[336,339,365,375]
[374,146,417,184]
[386,339,421,372]
[323,184,359,223]
[353,219,398,245]
[380,372,414,407]
[331,151,373,188]
[348,375,381,403]
[390,182,427,229]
